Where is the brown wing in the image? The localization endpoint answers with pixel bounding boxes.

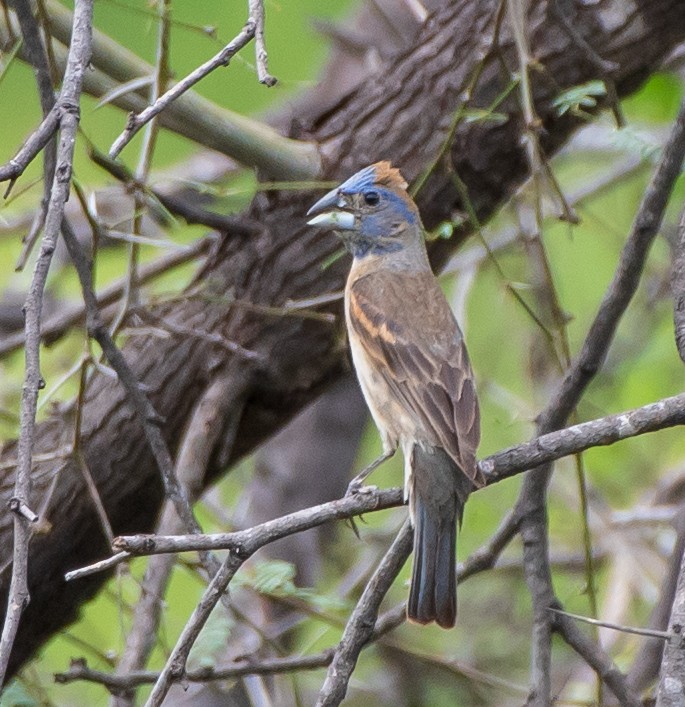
[349,269,482,485]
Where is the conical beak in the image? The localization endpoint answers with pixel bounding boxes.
[306,188,356,230]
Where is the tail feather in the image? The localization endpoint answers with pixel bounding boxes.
[407,445,472,628]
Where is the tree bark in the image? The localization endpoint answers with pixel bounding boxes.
[1,0,684,675]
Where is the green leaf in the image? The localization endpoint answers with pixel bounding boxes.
[552,80,607,116]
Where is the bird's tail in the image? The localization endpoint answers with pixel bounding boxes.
[407,445,473,628]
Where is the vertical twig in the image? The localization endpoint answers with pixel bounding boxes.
[671,205,685,363]
[655,546,685,707]
[11,0,57,271]
[0,0,94,686]
[248,0,276,86]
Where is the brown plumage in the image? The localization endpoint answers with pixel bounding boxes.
[307,162,481,627]
[347,270,480,487]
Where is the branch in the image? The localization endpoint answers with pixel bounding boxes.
[109,20,257,159]
[672,205,685,363]
[106,390,685,560]
[144,553,243,706]
[316,522,414,707]
[112,488,404,557]
[38,0,318,179]
[12,0,58,271]
[54,652,333,691]
[248,0,276,86]
[111,371,246,700]
[513,96,685,705]
[60,220,203,536]
[655,545,685,706]
[0,0,93,687]
[0,108,58,194]
[542,98,685,429]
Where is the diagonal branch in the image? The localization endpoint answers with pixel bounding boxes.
[109,19,257,159]
[315,522,414,707]
[514,96,685,705]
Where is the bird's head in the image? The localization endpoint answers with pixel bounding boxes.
[306,162,423,259]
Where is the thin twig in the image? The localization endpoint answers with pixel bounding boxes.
[0,108,59,195]
[109,20,256,159]
[64,552,131,582]
[551,607,672,641]
[0,237,214,358]
[248,0,276,86]
[544,98,685,428]
[55,652,334,691]
[59,217,204,550]
[0,0,94,687]
[144,553,243,706]
[111,370,247,705]
[11,0,58,271]
[671,205,685,362]
[12,0,320,179]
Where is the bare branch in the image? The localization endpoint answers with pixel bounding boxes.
[0,0,320,179]
[109,371,245,706]
[513,96,685,706]
[55,652,334,691]
[543,98,685,429]
[0,109,58,195]
[64,552,131,582]
[0,0,94,686]
[112,488,404,557]
[554,611,641,707]
[655,542,685,705]
[671,205,685,362]
[551,608,672,641]
[248,0,276,86]
[144,553,243,706]
[103,390,685,561]
[316,522,413,707]
[60,219,204,538]
[109,20,256,159]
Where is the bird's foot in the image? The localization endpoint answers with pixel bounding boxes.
[345,480,378,497]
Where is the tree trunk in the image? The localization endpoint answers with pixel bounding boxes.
[1,0,684,675]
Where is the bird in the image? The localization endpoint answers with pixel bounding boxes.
[307,161,482,628]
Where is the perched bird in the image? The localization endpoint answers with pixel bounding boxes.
[307,162,482,628]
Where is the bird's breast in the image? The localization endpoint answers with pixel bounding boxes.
[344,287,416,450]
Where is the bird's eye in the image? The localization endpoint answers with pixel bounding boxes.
[363,190,380,206]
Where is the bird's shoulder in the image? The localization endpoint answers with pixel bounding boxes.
[348,267,459,348]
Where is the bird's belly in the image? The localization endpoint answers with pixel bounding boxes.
[347,332,416,450]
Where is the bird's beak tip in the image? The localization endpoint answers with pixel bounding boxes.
[306,211,355,229]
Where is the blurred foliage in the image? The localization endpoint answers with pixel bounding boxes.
[0,0,684,705]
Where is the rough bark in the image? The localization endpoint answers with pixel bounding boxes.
[1,0,684,676]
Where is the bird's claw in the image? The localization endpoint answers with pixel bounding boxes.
[345,481,377,497]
